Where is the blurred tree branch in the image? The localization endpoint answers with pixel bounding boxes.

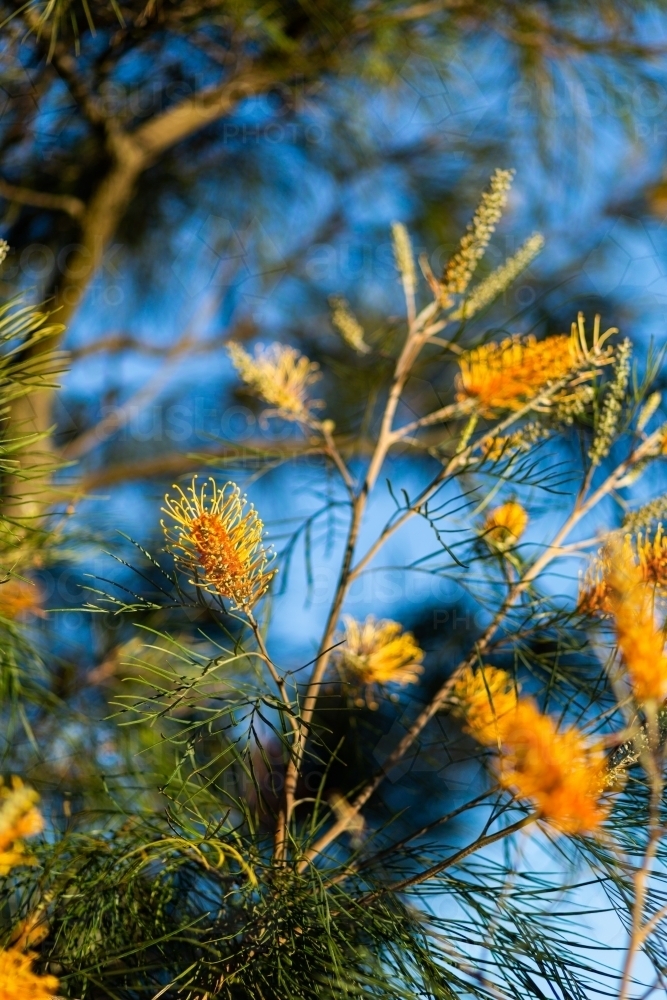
[2,0,666,510]
[0,179,85,221]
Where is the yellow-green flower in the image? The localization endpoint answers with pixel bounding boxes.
[483,501,528,550]
[450,665,518,745]
[228,342,322,420]
[337,616,423,707]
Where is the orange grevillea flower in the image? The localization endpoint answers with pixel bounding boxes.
[337,616,423,707]
[579,527,667,615]
[456,319,613,415]
[483,501,528,551]
[602,548,667,704]
[228,342,323,420]
[0,778,44,876]
[0,578,43,621]
[451,665,518,745]
[636,524,667,586]
[457,334,573,413]
[162,478,276,611]
[0,947,59,1000]
[498,701,608,836]
[452,667,608,835]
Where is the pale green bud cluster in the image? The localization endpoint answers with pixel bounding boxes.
[623,494,667,533]
[329,296,370,354]
[391,222,416,295]
[589,337,632,466]
[442,168,514,300]
[453,233,544,320]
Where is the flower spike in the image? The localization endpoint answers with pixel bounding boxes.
[457,321,615,415]
[228,342,323,421]
[162,477,276,611]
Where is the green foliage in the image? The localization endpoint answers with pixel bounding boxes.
[0,299,66,722]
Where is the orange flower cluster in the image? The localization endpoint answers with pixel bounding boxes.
[162,478,276,611]
[579,528,667,615]
[0,778,44,876]
[457,333,577,413]
[0,947,59,1000]
[603,550,667,704]
[0,780,56,1000]
[499,702,609,835]
[0,578,43,621]
[452,666,608,835]
[456,316,616,416]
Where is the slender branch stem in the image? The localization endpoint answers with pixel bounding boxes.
[348,382,566,585]
[278,300,440,859]
[325,786,498,887]
[619,706,665,1000]
[247,611,301,861]
[359,813,535,903]
[247,613,294,722]
[300,302,441,716]
[279,491,367,850]
[389,400,469,442]
[319,421,356,496]
[0,178,85,220]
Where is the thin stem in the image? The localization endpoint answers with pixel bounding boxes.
[247,611,300,862]
[279,491,367,848]
[325,786,498,887]
[619,705,665,1000]
[319,421,356,497]
[279,300,440,859]
[359,813,535,904]
[390,400,469,442]
[247,612,294,719]
[348,385,557,585]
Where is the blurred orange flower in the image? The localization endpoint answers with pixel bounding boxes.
[483,502,528,550]
[604,547,667,704]
[498,701,608,836]
[0,778,44,876]
[579,527,667,615]
[0,947,59,1000]
[452,668,608,835]
[0,578,43,621]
